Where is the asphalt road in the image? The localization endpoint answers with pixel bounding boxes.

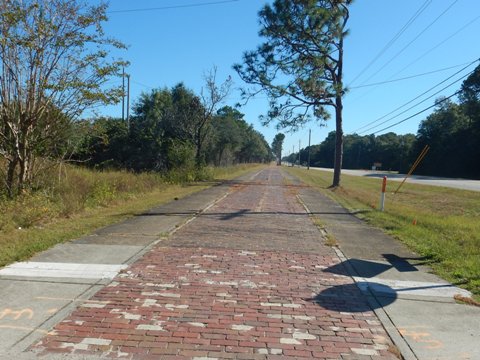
[308,167,480,192]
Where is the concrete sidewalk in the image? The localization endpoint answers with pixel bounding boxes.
[292,173,479,360]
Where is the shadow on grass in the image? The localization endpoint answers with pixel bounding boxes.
[184,181,222,187]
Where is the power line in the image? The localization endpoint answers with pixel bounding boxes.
[391,14,480,79]
[348,62,471,89]
[348,0,431,86]
[108,0,239,14]
[131,80,155,90]
[358,0,458,87]
[357,69,474,135]
[352,58,478,133]
[370,89,461,135]
[346,13,480,105]
[354,59,477,132]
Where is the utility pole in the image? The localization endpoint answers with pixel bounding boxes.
[122,67,125,121]
[307,129,311,170]
[126,74,130,127]
[292,145,295,166]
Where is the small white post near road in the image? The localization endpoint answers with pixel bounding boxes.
[380,176,387,211]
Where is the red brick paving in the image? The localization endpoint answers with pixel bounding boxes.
[34,168,397,359]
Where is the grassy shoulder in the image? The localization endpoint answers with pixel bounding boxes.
[0,163,265,267]
[286,167,480,299]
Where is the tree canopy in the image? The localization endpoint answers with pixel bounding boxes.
[73,90,272,173]
[287,63,480,179]
[0,0,125,196]
[271,133,285,165]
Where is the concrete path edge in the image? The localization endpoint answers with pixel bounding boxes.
[296,194,417,360]
[121,188,232,268]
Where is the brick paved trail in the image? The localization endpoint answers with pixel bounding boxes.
[35,168,397,359]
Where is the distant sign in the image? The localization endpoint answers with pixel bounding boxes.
[372,162,382,171]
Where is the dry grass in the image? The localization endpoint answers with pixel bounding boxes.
[454,294,480,307]
[312,217,338,247]
[0,185,203,267]
[324,233,339,247]
[387,344,402,359]
[0,163,265,267]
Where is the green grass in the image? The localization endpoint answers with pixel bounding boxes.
[286,167,480,299]
[0,163,265,267]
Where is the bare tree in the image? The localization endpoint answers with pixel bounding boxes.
[196,66,233,166]
[0,0,126,196]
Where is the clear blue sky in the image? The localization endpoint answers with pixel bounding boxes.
[95,0,480,157]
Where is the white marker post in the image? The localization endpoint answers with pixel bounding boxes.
[380,176,387,211]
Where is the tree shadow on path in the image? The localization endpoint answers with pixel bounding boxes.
[305,282,397,313]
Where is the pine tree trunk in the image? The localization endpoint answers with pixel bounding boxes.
[332,94,343,187]
[332,30,345,188]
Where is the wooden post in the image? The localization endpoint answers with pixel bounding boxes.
[380,176,387,211]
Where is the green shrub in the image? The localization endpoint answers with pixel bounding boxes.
[0,192,60,231]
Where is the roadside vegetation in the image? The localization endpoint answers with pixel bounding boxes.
[0,1,272,198]
[0,163,264,267]
[287,167,480,299]
[286,63,480,181]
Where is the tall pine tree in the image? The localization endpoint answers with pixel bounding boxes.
[234,0,351,186]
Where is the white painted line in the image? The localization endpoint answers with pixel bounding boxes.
[353,276,472,298]
[0,262,127,279]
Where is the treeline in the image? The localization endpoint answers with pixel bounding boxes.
[286,64,480,179]
[1,80,273,197]
[72,84,272,173]
[287,132,415,172]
